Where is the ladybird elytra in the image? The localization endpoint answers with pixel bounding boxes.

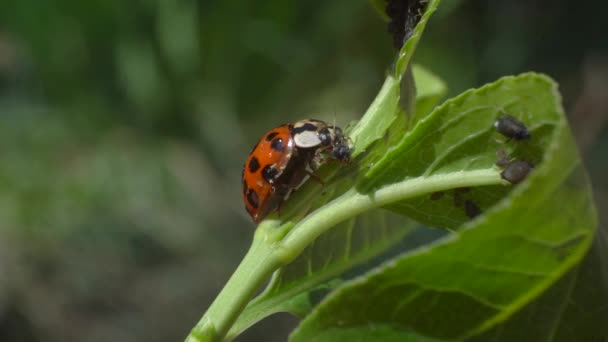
[241,124,295,222]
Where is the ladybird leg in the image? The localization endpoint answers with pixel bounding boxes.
[305,153,327,182]
[313,146,330,164]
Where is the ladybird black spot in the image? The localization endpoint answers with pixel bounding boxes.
[292,123,318,135]
[265,131,279,141]
[262,165,279,183]
[246,188,259,209]
[271,138,285,152]
[248,157,261,173]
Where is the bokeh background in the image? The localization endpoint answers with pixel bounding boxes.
[0,0,606,341]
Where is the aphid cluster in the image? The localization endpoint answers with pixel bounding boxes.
[241,119,351,223]
[494,114,534,184]
[435,114,536,221]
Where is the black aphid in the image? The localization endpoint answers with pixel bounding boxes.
[464,200,481,219]
[494,115,531,141]
[501,160,534,184]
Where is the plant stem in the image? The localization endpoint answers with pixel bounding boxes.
[278,169,503,264]
[186,227,282,342]
[185,168,504,341]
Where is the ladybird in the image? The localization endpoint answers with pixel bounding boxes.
[242,119,351,223]
[494,115,531,141]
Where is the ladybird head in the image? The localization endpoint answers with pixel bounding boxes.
[331,143,351,161]
[326,126,351,162]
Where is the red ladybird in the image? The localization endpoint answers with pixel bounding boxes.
[242,119,351,223]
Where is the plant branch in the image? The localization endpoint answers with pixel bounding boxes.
[278,169,504,264]
[185,168,505,341]
[186,227,282,342]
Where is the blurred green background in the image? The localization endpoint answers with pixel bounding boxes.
[0,0,606,341]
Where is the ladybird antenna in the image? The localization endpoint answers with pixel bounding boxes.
[332,106,337,128]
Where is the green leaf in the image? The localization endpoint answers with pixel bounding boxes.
[348,0,441,159]
[411,64,447,124]
[291,324,441,342]
[223,2,451,337]
[187,0,604,340]
[361,73,558,229]
[290,74,599,341]
[226,211,415,340]
[186,3,446,340]
[394,0,440,78]
[468,235,608,342]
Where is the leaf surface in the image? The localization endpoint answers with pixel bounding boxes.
[290,73,599,341]
[227,211,415,339]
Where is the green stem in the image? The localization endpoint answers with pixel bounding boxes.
[185,168,504,341]
[186,227,282,342]
[277,169,503,263]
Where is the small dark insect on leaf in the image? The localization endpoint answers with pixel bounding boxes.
[464,200,481,219]
[494,115,531,141]
[501,160,534,184]
[386,0,429,49]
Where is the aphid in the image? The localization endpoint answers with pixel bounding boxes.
[464,200,481,219]
[500,160,534,184]
[494,115,531,141]
[241,119,351,223]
